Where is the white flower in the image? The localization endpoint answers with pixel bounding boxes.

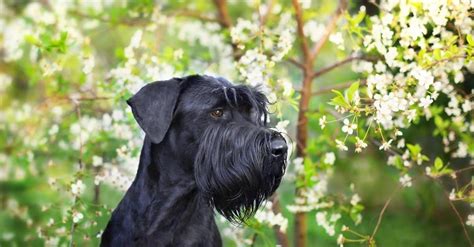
[275,120,290,134]
[254,202,288,233]
[82,56,95,75]
[315,211,337,236]
[293,157,304,175]
[319,116,327,129]
[403,160,411,167]
[453,142,468,158]
[379,139,393,151]
[129,30,143,49]
[323,152,336,165]
[419,96,433,108]
[342,119,357,135]
[92,156,103,167]
[299,0,312,9]
[337,234,345,246]
[72,211,84,223]
[425,167,434,177]
[385,47,398,66]
[461,100,472,113]
[48,124,59,136]
[350,194,361,206]
[355,137,367,153]
[449,189,456,201]
[329,32,344,50]
[467,214,474,227]
[304,21,325,42]
[336,140,348,151]
[112,110,124,121]
[399,174,412,187]
[387,155,397,166]
[397,138,405,148]
[71,180,85,196]
[173,49,183,60]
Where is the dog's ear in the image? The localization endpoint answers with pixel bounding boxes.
[127,79,181,144]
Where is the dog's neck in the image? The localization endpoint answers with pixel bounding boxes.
[122,136,220,244]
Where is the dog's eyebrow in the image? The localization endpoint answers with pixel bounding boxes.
[222,86,239,108]
[222,87,231,107]
[230,88,238,106]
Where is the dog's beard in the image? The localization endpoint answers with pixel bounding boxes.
[194,124,286,224]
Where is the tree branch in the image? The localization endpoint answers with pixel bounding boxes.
[212,0,242,60]
[309,0,348,63]
[172,9,219,23]
[291,0,311,68]
[286,57,306,70]
[213,0,233,28]
[311,54,361,79]
[290,1,315,246]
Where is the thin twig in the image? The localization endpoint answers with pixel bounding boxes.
[435,165,474,179]
[311,54,361,79]
[286,57,306,70]
[370,184,402,239]
[433,179,474,246]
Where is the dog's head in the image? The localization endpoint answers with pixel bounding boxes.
[127,75,287,223]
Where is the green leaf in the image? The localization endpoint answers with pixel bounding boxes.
[393,156,404,170]
[434,157,443,171]
[407,144,421,156]
[330,90,351,108]
[25,34,40,46]
[346,81,359,103]
[466,34,474,46]
[433,49,441,60]
[447,35,458,46]
[354,11,366,24]
[332,89,345,99]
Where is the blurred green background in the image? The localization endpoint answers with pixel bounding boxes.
[0,0,472,246]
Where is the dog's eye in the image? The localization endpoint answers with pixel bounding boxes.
[210,109,224,118]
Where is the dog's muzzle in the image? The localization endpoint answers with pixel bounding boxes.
[194,124,287,223]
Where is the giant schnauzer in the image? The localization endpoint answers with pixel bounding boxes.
[101,75,287,246]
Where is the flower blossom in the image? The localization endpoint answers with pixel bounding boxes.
[399,174,412,187]
[342,119,357,135]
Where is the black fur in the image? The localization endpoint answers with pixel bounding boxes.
[101,75,287,247]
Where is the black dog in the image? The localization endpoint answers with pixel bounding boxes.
[101,75,287,246]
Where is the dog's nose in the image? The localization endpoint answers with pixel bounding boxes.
[271,136,287,157]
